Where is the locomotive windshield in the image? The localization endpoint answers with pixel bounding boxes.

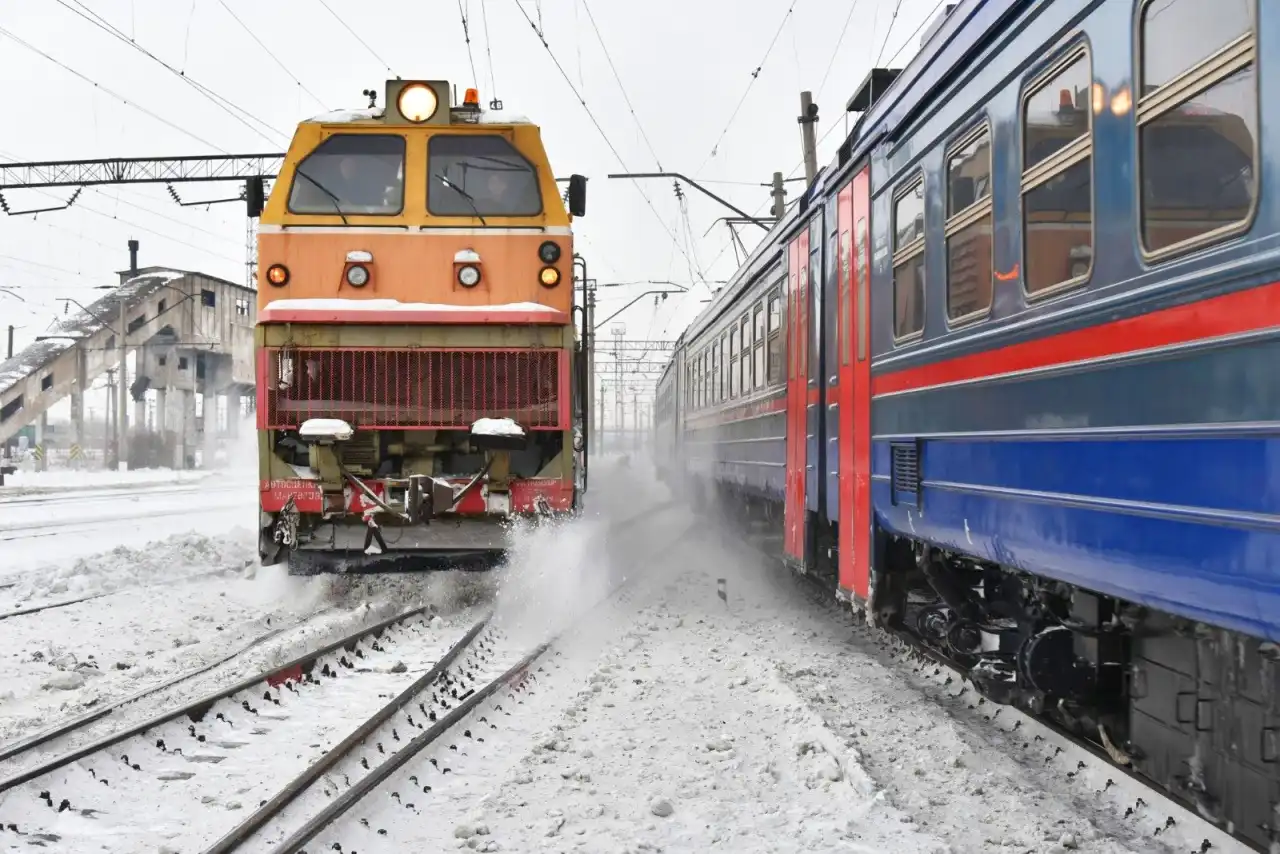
[428,135,543,217]
[287,133,406,216]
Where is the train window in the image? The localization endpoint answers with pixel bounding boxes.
[945,125,994,322]
[287,134,406,216]
[721,334,729,402]
[752,305,765,388]
[892,177,926,341]
[767,287,784,385]
[739,315,750,394]
[1140,0,1251,91]
[855,217,869,361]
[427,135,543,217]
[1022,50,1093,297]
[1137,0,1256,257]
[839,229,851,366]
[729,327,739,399]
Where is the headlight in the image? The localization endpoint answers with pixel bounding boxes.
[538,241,561,263]
[266,264,289,286]
[539,266,561,287]
[458,265,481,287]
[398,83,438,122]
[346,265,370,287]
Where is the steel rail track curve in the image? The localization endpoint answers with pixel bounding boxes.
[202,616,491,854]
[0,603,436,794]
[220,512,700,854]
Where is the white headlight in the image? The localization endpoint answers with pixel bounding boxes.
[346,265,370,286]
[398,83,438,122]
[458,265,481,287]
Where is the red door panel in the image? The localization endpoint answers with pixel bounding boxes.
[844,169,874,600]
[784,234,808,564]
[836,183,855,594]
[855,170,875,601]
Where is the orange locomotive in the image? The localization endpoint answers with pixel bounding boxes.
[255,80,588,573]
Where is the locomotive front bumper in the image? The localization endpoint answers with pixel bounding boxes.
[286,517,519,574]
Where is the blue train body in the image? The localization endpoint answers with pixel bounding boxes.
[655,0,1278,845]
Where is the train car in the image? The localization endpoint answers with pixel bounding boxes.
[255,79,589,574]
[655,0,1277,845]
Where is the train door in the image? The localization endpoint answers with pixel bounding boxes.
[837,168,873,600]
[784,232,809,566]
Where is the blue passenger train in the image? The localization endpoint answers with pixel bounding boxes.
[654,0,1275,845]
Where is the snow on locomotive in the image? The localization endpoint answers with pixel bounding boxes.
[656,0,1275,847]
[255,79,589,574]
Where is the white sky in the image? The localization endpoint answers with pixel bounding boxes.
[0,0,949,414]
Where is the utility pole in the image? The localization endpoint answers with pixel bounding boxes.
[104,368,116,469]
[771,171,787,220]
[5,325,13,360]
[799,91,819,186]
[117,300,128,471]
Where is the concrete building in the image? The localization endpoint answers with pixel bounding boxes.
[0,258,256,469]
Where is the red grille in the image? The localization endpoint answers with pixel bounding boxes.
[261,348,564,430]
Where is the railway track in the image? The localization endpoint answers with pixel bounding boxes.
[0,496,690,852]
[0,604,490,852]
[756,537,1250,854]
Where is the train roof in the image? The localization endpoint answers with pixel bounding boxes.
[841,0,1028,167]
[304,107,534,126]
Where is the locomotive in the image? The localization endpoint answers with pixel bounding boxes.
[655,0,1276,847]
[254,80,590,574]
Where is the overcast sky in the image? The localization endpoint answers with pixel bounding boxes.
[0,0,949,407]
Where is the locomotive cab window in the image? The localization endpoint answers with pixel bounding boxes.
[1021,50,1094,297]
[892,176,925,341]
[1137,0,1257,258]
[945,125,994,322]
[287,133,406,216]
[428,135,543,217]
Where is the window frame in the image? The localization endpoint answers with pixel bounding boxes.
[1019,44,1095,302]
[729,325,740,399]
[738,314,750,396]
[943,120,995,327]
[752,303,765,389]
[286,132,407,217]
[766,284,785,386]
[1134,0,1258,262]
[891,173,927,344]
[425,133,544,218]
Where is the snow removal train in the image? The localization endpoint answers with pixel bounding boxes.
[255,79,589,574]
[655,0,1278,848]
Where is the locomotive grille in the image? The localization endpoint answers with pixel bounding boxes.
[262,347,564,430]
[891,442,921,496]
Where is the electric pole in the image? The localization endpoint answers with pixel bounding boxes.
[799,91,819,186]
[771,171,787,220]
[117,300,128,470]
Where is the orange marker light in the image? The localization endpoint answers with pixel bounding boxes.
[266,264,289,286]
[464,88,480,106]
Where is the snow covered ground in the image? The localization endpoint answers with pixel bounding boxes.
[0,454,1249,854]
[0,466,213,495]
[318,461,1245,854]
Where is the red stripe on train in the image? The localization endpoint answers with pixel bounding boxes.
[872,280,1280,396]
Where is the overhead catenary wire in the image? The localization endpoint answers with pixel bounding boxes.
[510,0,698,273]
[581,0,664,171]
[216,0,327,109]
[458,0,480,88]
[316,0,393,74]
[884,0,949,67]
[480,0,500,102]
[815,0,865,105]
[874,0,908,67]
[54,0,288,146]
[0,26,228,154]
[694,0,802,176]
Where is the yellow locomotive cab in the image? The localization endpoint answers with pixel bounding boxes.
[254,79,588,574]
